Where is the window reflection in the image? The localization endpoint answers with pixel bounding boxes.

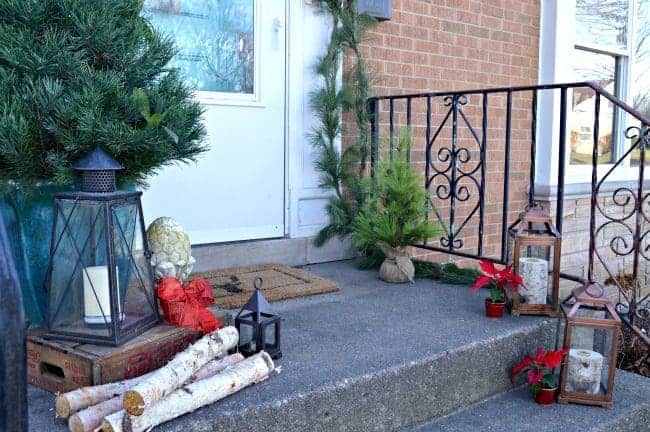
[143,0,255,94]
[576,0,629,50]
[570,49,617,165]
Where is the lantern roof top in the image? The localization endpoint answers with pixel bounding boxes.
[72,147,123,171]
[237,277,273,319]
[509,205,560,237]
[518,206,552,223]
[571,282,611,306]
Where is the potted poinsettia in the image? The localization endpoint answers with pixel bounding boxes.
[471,260,524,318]
[511,347,568,405]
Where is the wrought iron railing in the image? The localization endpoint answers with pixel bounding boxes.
[368,82,650,342]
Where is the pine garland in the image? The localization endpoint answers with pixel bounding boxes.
[310,0,375,246]
[0,0,206,189]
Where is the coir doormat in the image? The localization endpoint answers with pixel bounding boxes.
[192,264,340,309]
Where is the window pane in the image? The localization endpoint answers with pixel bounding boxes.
[576,0,629,50]
[143,0,255,94]
[630,0,650,165]
[633,0,650,117]
[570,49,617,165]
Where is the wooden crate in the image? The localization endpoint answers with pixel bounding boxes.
[27,324,201,393]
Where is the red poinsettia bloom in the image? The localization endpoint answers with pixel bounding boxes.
[543,348,568,369]
[511,355,533,380]
[471,260,524,292]
[511,347,568,394]
[526,368,544,386]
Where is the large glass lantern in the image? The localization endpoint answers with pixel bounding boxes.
[558,283,621,408]
[235,278,282,359]
[45,147,159,346]
[507,206,561,317]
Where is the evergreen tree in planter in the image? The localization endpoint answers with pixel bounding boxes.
[0,0,206,324]
[353,132,440,283]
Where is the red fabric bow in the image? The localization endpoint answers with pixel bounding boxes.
[156,277,223,334]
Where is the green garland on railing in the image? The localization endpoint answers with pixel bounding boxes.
[310,0,375,247]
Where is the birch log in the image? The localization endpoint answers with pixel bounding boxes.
[518,257,548,304]
[123,352,275,432]
[70,354,244,432]
[566,349,604,394]
[56,373,152,418]
[123,326,238,416]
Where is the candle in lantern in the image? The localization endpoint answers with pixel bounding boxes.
[566,349,604,394]
[83,266,119,324]
[518,257,548,304]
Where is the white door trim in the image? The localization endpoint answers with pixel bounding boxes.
[286,1,337,239]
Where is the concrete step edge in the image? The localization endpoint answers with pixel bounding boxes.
[157,319,558,432]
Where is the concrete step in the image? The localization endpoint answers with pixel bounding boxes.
[411,370,650,432]
[29,260,558,432]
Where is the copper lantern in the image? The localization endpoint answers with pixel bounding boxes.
[507,206,561,317]
[558,283,621,408]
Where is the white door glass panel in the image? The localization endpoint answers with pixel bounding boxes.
[142,0,286,244]
[576,0,629,51]
[143,0,255,95]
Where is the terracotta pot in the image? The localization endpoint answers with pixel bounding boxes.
[484,299,505,318]
[535,387,557,405]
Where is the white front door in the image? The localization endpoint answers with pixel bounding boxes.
[142,0,286,244]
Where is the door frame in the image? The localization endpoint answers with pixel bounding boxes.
[285,0,337,239]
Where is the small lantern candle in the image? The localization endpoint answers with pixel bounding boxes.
[83,266,123,324]
[558,283,621,408]
[235,278,282,359]
[507,206,561,317]
[45,147,159,346]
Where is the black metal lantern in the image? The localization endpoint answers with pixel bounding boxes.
[44,147,159,346]
[235,278,282,359]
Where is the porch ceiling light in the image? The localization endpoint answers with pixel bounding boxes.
[507,206,561,317]
[44,147,159,346]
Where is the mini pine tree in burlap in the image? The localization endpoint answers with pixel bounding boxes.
[353,131,440,255]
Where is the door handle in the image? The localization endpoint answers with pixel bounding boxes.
[273,17,285,32]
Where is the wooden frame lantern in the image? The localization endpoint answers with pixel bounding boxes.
[507,206,561,317]
[558,283,621,408]
[235,278,282,359]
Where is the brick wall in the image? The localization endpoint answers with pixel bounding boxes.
[342,0,541,265]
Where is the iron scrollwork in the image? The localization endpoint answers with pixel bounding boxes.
[426,94,483,252]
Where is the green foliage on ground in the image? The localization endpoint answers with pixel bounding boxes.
[412,260,481,286]
[0,0,206,189]
[310,0,376,246]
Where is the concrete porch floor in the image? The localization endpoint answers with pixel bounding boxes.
[27,260,650,431]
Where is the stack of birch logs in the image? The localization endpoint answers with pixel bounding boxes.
[54,326,276,432]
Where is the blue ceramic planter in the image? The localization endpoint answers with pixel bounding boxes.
[0,184,72,326]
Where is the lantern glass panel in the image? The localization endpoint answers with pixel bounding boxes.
[110,201,158,332]
[515,239,556,306]
[237,315,258,352]
[566,308,616,397]
[48,199,111,337]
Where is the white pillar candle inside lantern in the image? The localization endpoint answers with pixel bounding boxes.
[83,266,119,324]
[566,349,604,394]
[518,257,548,304]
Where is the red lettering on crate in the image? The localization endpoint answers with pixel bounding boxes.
[124,352,153,379]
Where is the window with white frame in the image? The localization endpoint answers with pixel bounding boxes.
[569,0,650,167]
[142,0,257,98]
